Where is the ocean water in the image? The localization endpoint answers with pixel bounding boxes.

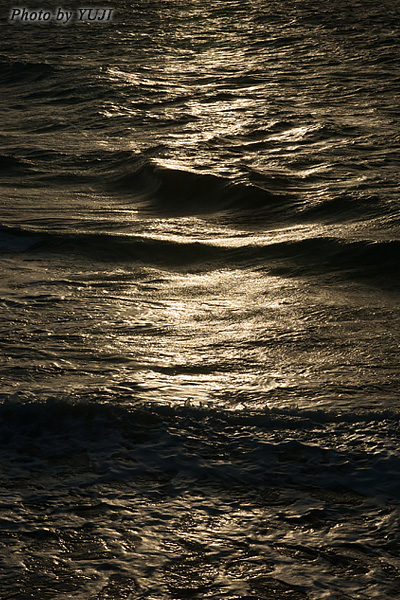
[1,0,400,598]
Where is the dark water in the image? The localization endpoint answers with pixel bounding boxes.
[1,1,400,598]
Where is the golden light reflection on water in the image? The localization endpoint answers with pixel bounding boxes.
[98,267,301,406]
[90,251,397,412]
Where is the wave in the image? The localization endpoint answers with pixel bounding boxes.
[0,58,55,85]
[103,157,398,226]
[264,237,400,280]
[1,143,396,225]
[0,154,26,173]
[1,223,398,284]
[1,396,399,502]
[0,225,40,253]
[108,158,296,219]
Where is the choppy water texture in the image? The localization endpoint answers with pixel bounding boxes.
[1,1,400,598]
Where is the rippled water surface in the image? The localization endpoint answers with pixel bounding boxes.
[1,1,400,598]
